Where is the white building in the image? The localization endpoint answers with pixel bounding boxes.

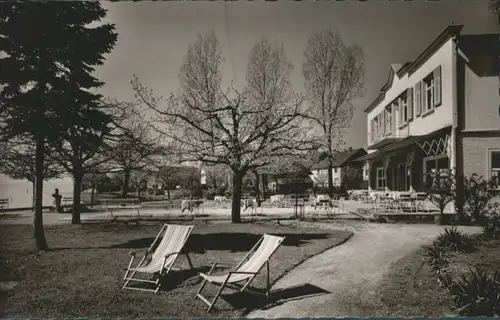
[353,25,499,207]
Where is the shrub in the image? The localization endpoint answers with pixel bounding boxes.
[482,206,500,239]
[450,267,500,316]
[463,174,497,225]
[434,226,474,252]
[215,184,228,196]
[424,242,452,273]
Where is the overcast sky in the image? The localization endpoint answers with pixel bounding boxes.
[95,0,498,149]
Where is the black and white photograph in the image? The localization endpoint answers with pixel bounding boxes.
[0,0,499,318]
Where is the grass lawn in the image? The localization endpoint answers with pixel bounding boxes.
[0,220,352,318]
[370,247,455,317]
[372,235,500,317]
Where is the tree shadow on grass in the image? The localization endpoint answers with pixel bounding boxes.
[221,283,330,312]
[125,266,212,292]
[109,232,333,253]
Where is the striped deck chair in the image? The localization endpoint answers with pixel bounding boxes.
[122,224,194,293]
[195,234,285,312]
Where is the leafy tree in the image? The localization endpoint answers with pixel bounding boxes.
[341,165,363,192]
[132,32,316,223]
[0,136,63,209]
[51,100,119,224]
[0,2,117,248]
[177,167,202,199]
[302,30,365,197]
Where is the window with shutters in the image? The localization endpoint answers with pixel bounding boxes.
[423,73,435,113]
[385,106,392,136]
[399,92,409,126]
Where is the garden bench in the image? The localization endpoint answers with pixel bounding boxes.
[60,196,74,212]
[0,198,9,214]
[103,198,141,217]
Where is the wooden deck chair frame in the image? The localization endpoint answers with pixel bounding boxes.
[195,234,285,312]
[122,224,194,293]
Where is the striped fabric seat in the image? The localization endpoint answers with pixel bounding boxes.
[122,224,194,293]
[195,234,285,312]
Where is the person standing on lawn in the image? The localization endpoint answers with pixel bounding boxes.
[52,188,62,213]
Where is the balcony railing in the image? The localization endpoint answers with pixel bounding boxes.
[369,124,410,150]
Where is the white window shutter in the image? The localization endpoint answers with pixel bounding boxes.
[407,87,414,120]
[433,65,442,107]
[415,82,421,117]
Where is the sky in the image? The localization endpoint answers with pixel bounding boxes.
[94,0,499,150]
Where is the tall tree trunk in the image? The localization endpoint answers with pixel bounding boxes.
[31,181,36,212]
[231,170,244,223]
[167,188,171,200]
[72,168,83,224]
[328,157,334,197]
[137,185,141,200]
[122,169,131,198]
[34,134,48,251]
[253,171,261,206]
[90,184,95,208]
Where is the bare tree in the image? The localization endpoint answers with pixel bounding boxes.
[81,157,111,207]
[129,169,150,200]
[155,166,179,199]
[132,32,316,223]
[111,108,162,197]
[426,169,456,225]
[302,30,365,197]
[204,164,230,191]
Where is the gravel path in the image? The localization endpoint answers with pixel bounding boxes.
[247,220,482,318]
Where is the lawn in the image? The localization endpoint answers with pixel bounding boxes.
[0,220,352,318]
[371,247,455,317]
[372,235,500,317]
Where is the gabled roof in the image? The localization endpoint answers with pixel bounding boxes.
[311,148,367,170]
[364,24,464,114]
[380,63,405,92]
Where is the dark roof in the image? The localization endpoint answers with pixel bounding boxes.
[353,126,452,162]
[364,25,464,113]
[312,148,367,170]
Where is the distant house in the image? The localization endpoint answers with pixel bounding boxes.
[310,148,367,188]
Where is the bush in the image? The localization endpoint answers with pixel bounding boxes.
[215,184,228,196]
[434,227,474,252]
[424,242,452,273]
[463,174,497,225]
[450,268,500,316]
[204,188,215,200]
[482,207,500,239]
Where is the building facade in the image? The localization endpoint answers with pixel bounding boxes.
[310,148,367,189]
[356,25,500,203]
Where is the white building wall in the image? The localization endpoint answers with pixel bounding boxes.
[310,168,342,187]
[367,38,455,149]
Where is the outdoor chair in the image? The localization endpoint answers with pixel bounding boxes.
[195,234,285,312]
[122,223,194,293]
